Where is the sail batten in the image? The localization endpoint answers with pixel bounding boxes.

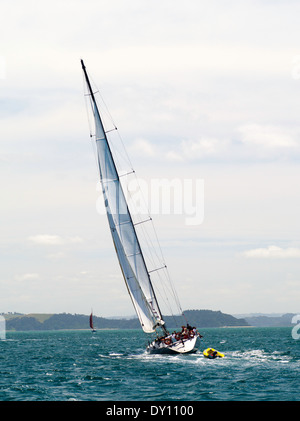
[82,60,164,333]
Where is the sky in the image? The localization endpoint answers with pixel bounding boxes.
[1,0,300,318]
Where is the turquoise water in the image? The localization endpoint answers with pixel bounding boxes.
[0,327,299,401]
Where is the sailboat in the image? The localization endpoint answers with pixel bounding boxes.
[89,311,96,333]
[81,60,201,354]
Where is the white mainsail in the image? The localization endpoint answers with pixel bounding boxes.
[82,60,165,333]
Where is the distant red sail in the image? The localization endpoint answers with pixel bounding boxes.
[89,313,94,330]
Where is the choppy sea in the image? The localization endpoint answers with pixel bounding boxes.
[0,327,299,403]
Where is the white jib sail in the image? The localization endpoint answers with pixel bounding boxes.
[86,72,164,333]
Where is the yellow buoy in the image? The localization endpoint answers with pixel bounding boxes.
[203,348,224,359]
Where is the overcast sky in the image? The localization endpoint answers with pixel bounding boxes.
[1,0,300,318]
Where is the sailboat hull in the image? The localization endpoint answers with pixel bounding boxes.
[147,335,200,354]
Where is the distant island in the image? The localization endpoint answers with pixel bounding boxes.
[3,309,248,331]
[2,310,298,331]
[241,313,298,327]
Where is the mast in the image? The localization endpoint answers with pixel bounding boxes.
[81,60,104,134]
[81,60,167,335]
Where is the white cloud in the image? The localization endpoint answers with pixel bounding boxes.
[166,137,229,162]
[67,236,83,244]
[15,273,40,281]
[28,235,83,246]
[181,137,228,159]
[166,150,184,162]
[242,245,300,259]
[46,252,66,260]
[129,138,155,157]
[166,125,300,163]
[28,235,64,245]
[237,124,298,149]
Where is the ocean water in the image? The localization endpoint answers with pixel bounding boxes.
[0,327,299,401]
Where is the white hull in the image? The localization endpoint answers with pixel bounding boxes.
[147,335,200,354]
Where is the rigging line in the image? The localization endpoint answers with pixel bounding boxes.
[134,217,152,226]
[132,227,173,311]
[82,75,102,183]
[150,225,183,314]
[135,219,169,286]
[105,127,118,134]
[125,173,171,269]
[125,185,156,246]
[87,71,118,130]
[119,170,135,178]
[149,218,169,268]
[154,284,175,317]
[84,90,99,96]
[82,74,94,137]
[143,225,165,269]
[148,265,167,274]
[112,122,135,171]
[150,266,182,317]
[153,270,180,314]
[151,271,181,323]
[129,193,182,316]
[120,177,161,267]
[127,184,167,271]
[155,270,175,297]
